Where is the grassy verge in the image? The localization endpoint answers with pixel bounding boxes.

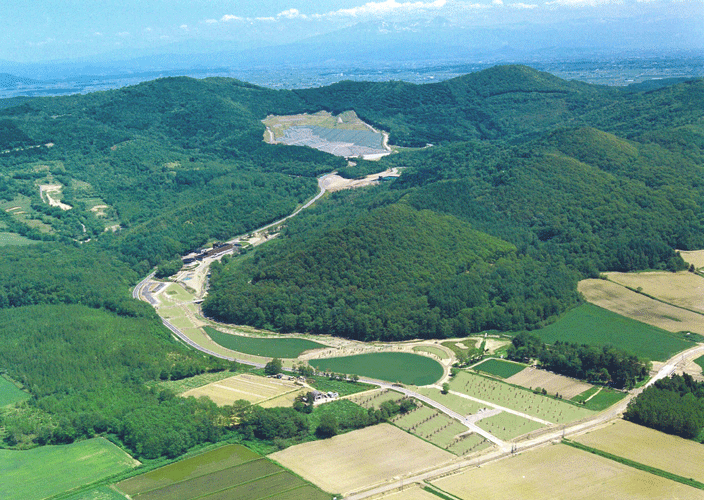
[306,375,375,396]
[471,358,526,379]
[571,387,627,411]
[563,439,704,491]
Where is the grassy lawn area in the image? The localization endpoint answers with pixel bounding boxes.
[156,371,239,394]
[534,304,692,361]
[309,352,444,386]
[307,375,376,397]
[0,376,30,407]
[472,359,526,379]
[205,326,325,358]
[476,411,545,440]
[415,387,485,416]
[412,345,450,359]
[0,232,38,246]
[571,387,628,411]
[0,438,138,500]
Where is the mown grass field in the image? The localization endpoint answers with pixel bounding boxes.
[570,387,627,411]
[0,232,36,246]
[309,352,444,386]
[0,438,138,500]
[157,371,236,394]
[578,279,704,337]
[535,303,693,361]
[116,444,329,500]
[270,424,454,495]
[416,387,485,416]
[472,358,526,379]
[63,486,127,500]
[431,443,704,500]
[204,326,325,358]
[573,420,704,484]
[695,355,704,372]
[182,373,302,407]
[506,367,592,399]
[606,271,704,314]
[449,372,593,424]
[476,411,545,440]
[0,375,29,407]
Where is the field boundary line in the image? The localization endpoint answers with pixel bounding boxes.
[562,439,704,491]
[188,469,287,500]
[422,483,463,500]
[605,278,704,320]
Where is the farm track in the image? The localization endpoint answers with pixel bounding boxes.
[132,171,704,500]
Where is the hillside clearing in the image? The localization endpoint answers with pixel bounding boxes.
[182,373,303,407]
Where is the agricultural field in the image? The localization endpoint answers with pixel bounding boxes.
[605,271,704,314]
[116,444,328,500]
[157,371,236,394]
[506,367,592,399]
[472,358,526,379]
[441,338,477,358]
[204,326,325,358]
[431,443,704,500]
[412,345,450,359]
[270,424,454,495]
[695,355,704,371]
[392,406,476,451]
[0,375,29,406]
[182,373,304,407]
[536,301,695,360]
[681,250,704,271]
[448,372,594,424]
[0,438,138,500]
[375,486,441,500]
[573,420,704,484]
[0,231,36,246]
[309,352,444,386]
[352,388,405,409]
[576,279,704,338]
[475,411,545,440]
[63,486,127,500]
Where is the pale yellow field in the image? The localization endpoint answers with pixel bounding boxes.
[506,367,592,399]
[605,271,704,314]
[270,424,454,495]
[578,279,704,334]
[375,486,441,500]
[182,374,301,406]
[679,250,704,270]
[432,443,704,500]
[574,420,704,483]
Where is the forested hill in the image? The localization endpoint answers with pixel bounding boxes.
[0,66,702,455]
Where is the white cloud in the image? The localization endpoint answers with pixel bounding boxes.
[204,18,218,24]
[278,8,307,19]
[180,24,189,30]
[220,14,243,22]
[93,32,103,36]
[322,0,448,17]
[255,17,277,22]
[493,0,504,4]
[117,31,130,37]
[512,2,538,7]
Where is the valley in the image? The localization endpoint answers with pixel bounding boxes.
[0,66,703,499]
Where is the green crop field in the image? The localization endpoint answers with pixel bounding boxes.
[0,438,137,500]
[449,372,593,424]
[0,232,36,246]
[64,486,128,500]
[309,352,444,386]
[0,375,30,407]
[412,345,450,359]
[694,355,704,372]
[571,387,627,411]
[447,433,491,456]
[472,359,526,379]
[204,327,325,358]
[476,412,545,440]
[116,444,329,500]
[534,304,692,361]
[353,389,405,409]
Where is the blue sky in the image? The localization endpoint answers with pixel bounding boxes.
[2,0,702,62]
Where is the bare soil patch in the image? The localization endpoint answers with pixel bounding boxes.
[270,424,454,495]
[578,279,704,334]
[432,443,704,500]
[574,420,704,483]
[506,367,592,399]
[38,184,72,211]
[319,168,401,193]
